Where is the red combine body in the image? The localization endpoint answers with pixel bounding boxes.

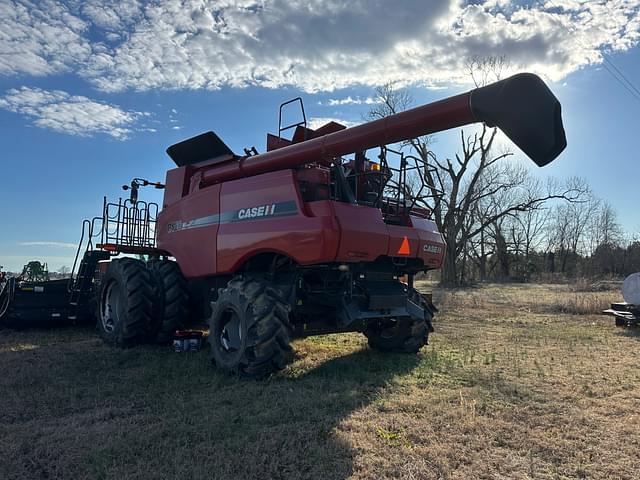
[0,73,567,378]
[157,164,446,277]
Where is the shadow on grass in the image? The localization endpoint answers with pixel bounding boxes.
[614,326,640,339]
[0,329,421,480]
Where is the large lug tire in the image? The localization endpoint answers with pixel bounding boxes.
[209,276,292,379]
[97,258,155,347]
[149,260,189,344]
[364,313,432,353]
[364,285,435,354]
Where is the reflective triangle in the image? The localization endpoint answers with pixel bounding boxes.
[397,236,411,255]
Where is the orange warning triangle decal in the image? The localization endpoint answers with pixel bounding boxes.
[397,236,411,255]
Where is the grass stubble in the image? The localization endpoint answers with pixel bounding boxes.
[1,283,638,479]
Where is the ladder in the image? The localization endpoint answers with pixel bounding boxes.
[67,217,109,321]
[69,251,110,302]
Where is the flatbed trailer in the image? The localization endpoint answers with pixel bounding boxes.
[603,273,640,327]
[603,302,640,327]
[0,220,111,328]
[0,277,73,327]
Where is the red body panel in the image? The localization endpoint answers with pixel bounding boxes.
[156,168,445,279]
[216,170,340,273]
[157,184,221,278]
[331,203,389,262]
[410,216,447,268]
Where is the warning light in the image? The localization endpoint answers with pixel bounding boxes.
[397,236,410,255]
[370,162,380,171]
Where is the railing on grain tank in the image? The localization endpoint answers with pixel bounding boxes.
[339,146,444,224]
[69,197,161,286]
[101,197,159,249]
[377,146,444,222]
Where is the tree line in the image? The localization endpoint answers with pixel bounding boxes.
[456,193,637,284]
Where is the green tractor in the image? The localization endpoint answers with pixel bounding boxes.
[19,261,50,283]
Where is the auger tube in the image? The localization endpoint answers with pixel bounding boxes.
[195,73,566,186]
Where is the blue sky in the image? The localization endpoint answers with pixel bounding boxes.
[1,0,639,272]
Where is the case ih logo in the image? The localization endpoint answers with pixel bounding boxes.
[167,221,182,233]
[423,244,443,255]
[237,204,276,220]
[167,201,298,233]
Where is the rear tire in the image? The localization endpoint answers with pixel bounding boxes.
[97,258,155,347]
[209,276,292,379]
[149,260,189,344]
[364,313,431,354]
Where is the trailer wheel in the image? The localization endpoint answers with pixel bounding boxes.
[149,260,188,344]
[98,258,155,347]
[364,313,431,354]
[209,276,292,379]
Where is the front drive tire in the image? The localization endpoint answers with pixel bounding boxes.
[209,276,292,379]
[97,258,155,347]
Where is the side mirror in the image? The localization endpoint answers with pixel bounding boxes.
[122,181,139,204]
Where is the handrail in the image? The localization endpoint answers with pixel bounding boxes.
[69,216,104,293]
[69,219,92,291]
[69,196,160,285]
[0,277,14,319]
[102,198,158,248]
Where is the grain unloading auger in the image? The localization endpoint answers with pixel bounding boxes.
[1,74,566,378]
[167,73,564,183]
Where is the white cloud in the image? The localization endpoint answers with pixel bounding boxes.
[0,1,91,76]
[307,117,358,130]
[80,1,143,31]
[321,96,381,106]
[0,1,639,93]
[18,241,77,249]
[0,87,147,139]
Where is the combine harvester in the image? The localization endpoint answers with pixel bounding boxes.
[0,74,566,377]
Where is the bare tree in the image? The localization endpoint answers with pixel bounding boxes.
[513,197,549,260]
[589,201,623,249]
[466,55,509,88]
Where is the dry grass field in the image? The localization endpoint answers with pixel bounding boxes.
[1,283,638,479]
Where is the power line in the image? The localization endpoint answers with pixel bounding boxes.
[602,54,640,101]
[545,0,640,103]
[594,0,640,98]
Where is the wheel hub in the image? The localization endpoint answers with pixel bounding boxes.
[219,309,242,352]
[101,280,119,333]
